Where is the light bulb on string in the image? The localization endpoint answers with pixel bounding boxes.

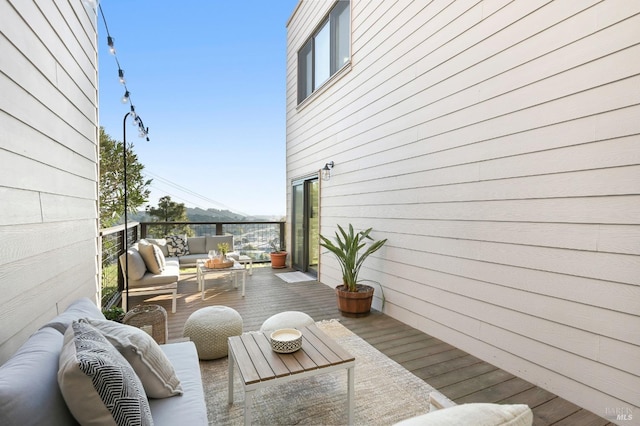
[99,5,151,143]
[107,36,116,55]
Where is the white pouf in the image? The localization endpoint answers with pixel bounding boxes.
[260,311,315,332]
[183,306,243,360]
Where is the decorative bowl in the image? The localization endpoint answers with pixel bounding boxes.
[270,328,303,353]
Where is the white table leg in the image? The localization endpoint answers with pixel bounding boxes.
[244,389,254,426]
[347,365,355,425]
[228,346,235,404]
[197,266,202,291]
[241,270,246,297]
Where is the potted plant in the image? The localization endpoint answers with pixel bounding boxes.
[217,242,230,258]
[319,224,387,317]
[269,238,287,269]
[102,306,125,322]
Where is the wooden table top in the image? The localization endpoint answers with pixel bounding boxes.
[228,325,355,385]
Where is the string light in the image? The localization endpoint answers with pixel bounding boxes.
[99,4,150,141]
[107,36,116,55]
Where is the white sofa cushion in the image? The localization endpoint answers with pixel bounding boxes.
[150,341,209,426]
[86,318,183,398]
[205,235,234,254]
[123,246,148,280]
[0,327,78,426]
[187,236,206,254]
[58,320,153,425]
[394,403,533,426]
[41,297,105,334]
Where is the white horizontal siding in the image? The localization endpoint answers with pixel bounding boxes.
[286,0,640,420]
[0,0,99,364]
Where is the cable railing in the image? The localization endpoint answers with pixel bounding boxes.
[99,220,285,308]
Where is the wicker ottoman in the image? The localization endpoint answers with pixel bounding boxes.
[183,306,243,360]
[260,311,315,332]
[123,304,168,344]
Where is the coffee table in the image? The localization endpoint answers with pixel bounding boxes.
[228,324,355,426]
[196,259,246,299]
[235,254,253,276]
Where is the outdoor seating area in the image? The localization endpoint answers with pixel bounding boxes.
[126,266,612,425]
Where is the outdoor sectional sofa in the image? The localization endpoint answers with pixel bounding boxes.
[0,297,207,425]
[120,235,234,313]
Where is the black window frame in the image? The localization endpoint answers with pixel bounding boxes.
[297,0,350,104]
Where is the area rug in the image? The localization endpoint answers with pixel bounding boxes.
[199,320,434,425]
[275,271,317,283]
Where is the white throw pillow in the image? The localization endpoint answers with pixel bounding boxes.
[86,318,183,398]
[57,320,153,426]
[147,238,169,257]
[123,246,148,280]
[394,403,533,426]
[138,240,165,274]
[155,244,167,270]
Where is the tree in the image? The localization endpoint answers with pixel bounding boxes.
[99,127,151,227]
[146,196,194,237]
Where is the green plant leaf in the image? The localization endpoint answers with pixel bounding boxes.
[319,224,387,292]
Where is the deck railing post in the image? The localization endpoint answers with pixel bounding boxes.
[279,222,285,251]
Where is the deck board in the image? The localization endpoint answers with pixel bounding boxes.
[128,266,612,425]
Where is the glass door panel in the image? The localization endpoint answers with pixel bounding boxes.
[292,182,304,271]
[291,177,319,275]
[307,180,319,276]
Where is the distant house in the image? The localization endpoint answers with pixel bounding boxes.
[285,0,639,419]
[0,1,99,362]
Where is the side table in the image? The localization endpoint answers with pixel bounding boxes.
[123,304,168,344]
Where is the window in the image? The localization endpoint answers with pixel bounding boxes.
[297,0,350,104]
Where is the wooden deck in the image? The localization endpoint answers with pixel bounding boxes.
[128,266,612,426]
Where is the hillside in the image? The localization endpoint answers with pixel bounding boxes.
[129,207,283,222]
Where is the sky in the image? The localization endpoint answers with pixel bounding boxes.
[97,1,299,218]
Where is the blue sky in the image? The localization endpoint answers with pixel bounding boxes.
[98,1,299,217]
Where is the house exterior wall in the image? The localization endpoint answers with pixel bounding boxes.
[286,0,640,420]
[0,0,99,363]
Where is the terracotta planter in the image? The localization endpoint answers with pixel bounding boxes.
[270,252,287,269]
[335,284,374,317]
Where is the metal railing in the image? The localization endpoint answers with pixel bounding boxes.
[99,220,285,308]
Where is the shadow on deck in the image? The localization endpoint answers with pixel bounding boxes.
[128,266,612,426]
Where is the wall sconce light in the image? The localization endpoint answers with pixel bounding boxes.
[322,161,334,181]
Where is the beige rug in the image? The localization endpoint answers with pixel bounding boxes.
[275,271,317,283]
[200,320,434,425]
